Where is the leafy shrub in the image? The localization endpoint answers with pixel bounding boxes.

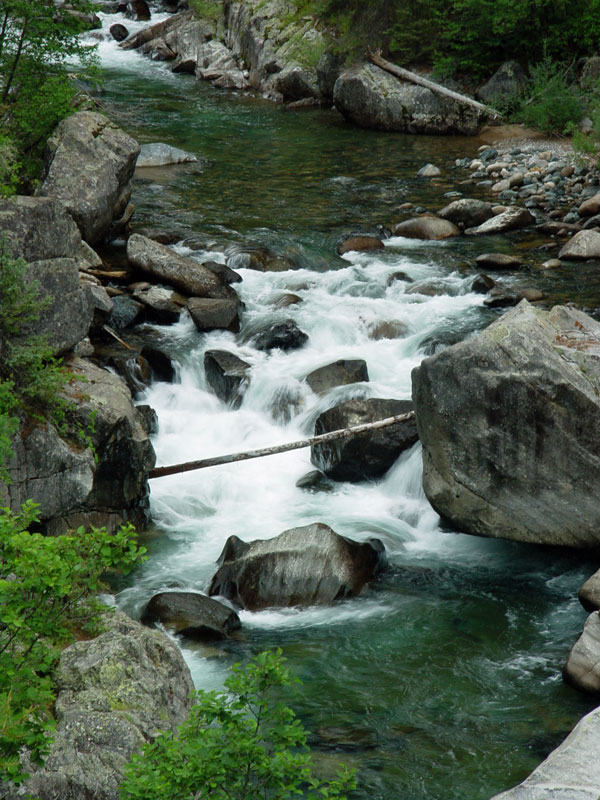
[0,502,146,783]
[517,57,583,134]
[120,649,356,800]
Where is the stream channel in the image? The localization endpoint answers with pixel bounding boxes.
[91,11,598,799]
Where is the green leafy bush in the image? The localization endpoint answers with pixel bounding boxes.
[120,649,356,800]
[0,502,146,783]
[517,57,583,134]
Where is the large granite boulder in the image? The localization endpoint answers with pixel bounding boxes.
[0,196,82,262]
[311,398,417,482]
[127,234,235,299]
[141,590,241,639]
[563,612,600,694]
[412,301,600,547]
[22,259,92,355]
[333,63,483,135]
[208,522,387,610]
[3,611,193,800]
[37,112,140,246]
[489,706,600,800]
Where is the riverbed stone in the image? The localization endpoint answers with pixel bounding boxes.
[475,253,523,269]
[253,319,308,351]
[417,163,441,177]
[563,612,600,694]
[558,230,600,260]
[311,398,417,482]
[412,301,600,547]
[37,112,140,246]
[5,611,193,800]
[333,63,483,135]
[110,22,129,41]
[438,198,494,228]
[579,570,600,612]
[337,235,384,255]
[464,206,535,235]
[489,704,600,800]
[188,297,240,332]
[127,234,235,298]
[392,216,460,240]
[136,142,198,167]
[141,591,241,639]
[208,522,387,610]
[204,349,251,407]
[306,359,369,394]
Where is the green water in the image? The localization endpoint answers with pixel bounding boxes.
[103,64,598,800]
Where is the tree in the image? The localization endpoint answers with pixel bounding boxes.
[0,503,147,783]
[120,649,356,800]
[0,0,99,185]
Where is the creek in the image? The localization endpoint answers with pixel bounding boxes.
[91,11,597,800]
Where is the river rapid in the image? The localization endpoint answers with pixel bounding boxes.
[89,11,597,800]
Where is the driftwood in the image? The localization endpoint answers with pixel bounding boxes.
[149,411,415,479]
[366,50,502,121]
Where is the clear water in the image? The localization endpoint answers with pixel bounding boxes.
[89,12,597,800]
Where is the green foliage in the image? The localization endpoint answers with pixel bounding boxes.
[517,57,583,135]
[0,502,146,783]
[120,649,356,800]
[0,135,18,197]
[189,0,222,22]
[0,0,99,184]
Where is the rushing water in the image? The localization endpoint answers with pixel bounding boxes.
[88,11,598,800]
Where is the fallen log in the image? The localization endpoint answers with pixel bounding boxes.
[149,411,416,478]
[366,49,502,121]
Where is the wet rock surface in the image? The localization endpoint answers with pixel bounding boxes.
[204,349,251,406]
[141,590,241,639]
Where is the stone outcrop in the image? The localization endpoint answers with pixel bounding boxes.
[208,522,387,610]
[563,612,600,694]
[141,590,241,639]
[3,611,193,800]
[37,112,140,246]
[311,398,418,482]
[412,301,600,547]
[333,63,483,135]
[127,234,236,299]
[489,706,600,800]
[0,196,83,262]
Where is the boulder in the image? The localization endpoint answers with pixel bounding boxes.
[127,234,235,299]
[333,63,483,135]
[132,285,183,324]
[412,301,600,547]
[9,611,193,800]
[202,260,243,284]
[140,345,175,383]
[253,320,308,351]
[136,143,198,167]
[273,65,320,100]
[208,522,387,610]
[316,51,342,101]
[489,705,600,800]
[37,112,140,246]
[109,295,145,329]
[306,359,369,394]
[559,230,600,260]
[392,217,460,240]
[125,0,151,20]
[464,206,535,235]
[22,259,92,355]
[578,193,600,217]
[477,60,529,105]
[204,349,251,407]
[311,398,418,482]
[563,612,600,695]
[337,235,384,255]
[188,297,240,333]
[579,569,600,612]
[438,198,494,228]
[141,591,241,639]
[475,253,523,269]
[110,23,129,41]
[416,163,441,177]
[0,196,82,262]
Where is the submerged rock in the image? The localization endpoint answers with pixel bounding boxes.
[306,359,369,394]
[475,253,523,269]
[208,522,387,610]
[412,301,600,547]
[311,398,418,482]
[141,591,241,639]
[337,235,384,255]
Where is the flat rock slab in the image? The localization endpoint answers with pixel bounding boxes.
[208,522,386,610]
[490,705,600,799]
[412,301,600,547]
